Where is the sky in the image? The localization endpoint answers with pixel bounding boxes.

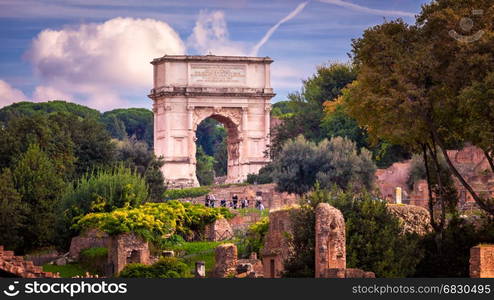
[0,0,430,111]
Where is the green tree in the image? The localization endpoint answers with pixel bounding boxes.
[13,144,66,251]
[115,137,166,202]
[270,63,357,157]
[102,108,153,146]
[346,0,494,216]
[195,146,215,186]
[196,118,227,176]
[0,168,27,252]
[49,112,115,177]
[63,164,149,221]
[272,136,376,195]
[0,100,100,124]
[0,114,76,177]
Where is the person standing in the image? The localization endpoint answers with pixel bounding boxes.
[205,194,210,207]
[255,193,262,210]
[232,194,239,209]
[220,198,226,207]
[210,194,216,208]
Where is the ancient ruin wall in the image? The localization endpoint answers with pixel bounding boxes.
[470,244,494,278]
[315,203,346,278]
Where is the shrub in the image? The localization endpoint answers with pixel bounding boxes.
[74,200,233,243]
[64,164,149,220]
[272,136,376,195]
[330,189,422,277]
[163,187,211,200]
[79,247,108,275]
[119,257,189,278]
[246,164,274,184]
[414,217,494,277]
[283,187,421,278]
[237,217,269,258]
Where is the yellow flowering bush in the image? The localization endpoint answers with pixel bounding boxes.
[74,200,233,242]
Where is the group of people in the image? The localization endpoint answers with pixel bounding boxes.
[204,193,265,210]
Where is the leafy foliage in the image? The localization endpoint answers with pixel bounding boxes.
[196,146,215,186]
[74,201,233,242]
[13,144,67,252]
[246,163,274,184]
[102,108,153,146]
[330,189,422,277]
[0,101,100,124]
[272,136,376,195]
[115,137,165,202]
[64,164,149,220]
[0,168,27,252]
[270,63,357,157]
[283,187,421,278]
[236,217,269,259]
[79,247,108,275]
[414,217,494,277]
[119,257,190,278]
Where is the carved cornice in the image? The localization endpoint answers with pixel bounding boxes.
[151,55,274,65]
[148,86,276,100]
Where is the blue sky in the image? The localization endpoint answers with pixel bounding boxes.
[0,0,430,111]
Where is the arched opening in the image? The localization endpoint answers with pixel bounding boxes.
[194,114,240,185]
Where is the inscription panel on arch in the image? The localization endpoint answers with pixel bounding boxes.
[190,63,246,85]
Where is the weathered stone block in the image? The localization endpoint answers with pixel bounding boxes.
[213,243,238,278]
[315,203,346,278]
[108,233,150,276]
[470,244,494,278]
[205,218,233,241]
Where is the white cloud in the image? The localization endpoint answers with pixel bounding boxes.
[32,85,73,102]
[0,80,28,108]
[26,17,185,111]
[187,10,248,56]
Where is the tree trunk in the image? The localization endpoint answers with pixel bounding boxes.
[434,136,494,215]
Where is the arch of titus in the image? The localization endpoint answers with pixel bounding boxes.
[148,55,275,187]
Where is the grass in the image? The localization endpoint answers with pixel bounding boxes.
[42,263,88,278]
[166,241,234,276]
[236,208,269,218]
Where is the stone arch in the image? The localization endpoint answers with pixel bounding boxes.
[149,55,275,188]
[193,108,243,184]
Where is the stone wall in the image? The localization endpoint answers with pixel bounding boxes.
[213,243,238,278]
[213,244,263,278]
[470,244,494,278]
[108,233,150,276]
[261,209,295,278]
[387,204,432,236]
[0,246,59,278]
[69,228,110,260]
[376,146,494,210]
[205,218,234,241]
[315,203,346,278]
[228,213,262,233]
[180,183,299,211]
